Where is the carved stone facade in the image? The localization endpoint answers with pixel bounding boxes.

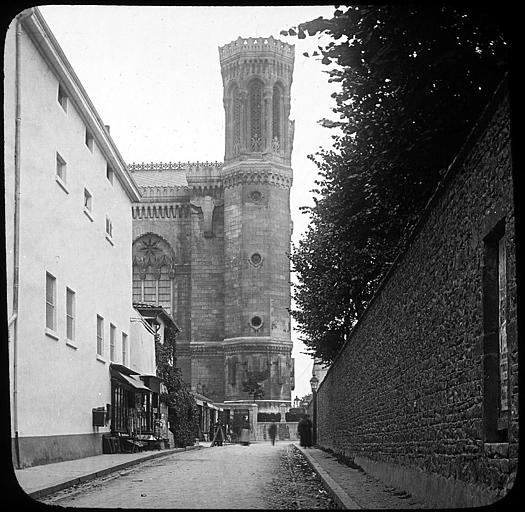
[130,37,295,414]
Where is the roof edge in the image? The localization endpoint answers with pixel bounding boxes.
[19,7,141,202]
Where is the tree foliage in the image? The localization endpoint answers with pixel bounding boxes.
[155,325,199,447]
[300,393,312,405]
[282,6,509,364]
[241,370,268,400]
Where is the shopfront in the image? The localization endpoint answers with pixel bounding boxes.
[104,364,167,453]
[192,391,223,442]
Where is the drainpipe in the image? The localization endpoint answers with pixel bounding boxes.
[11,16,23,469]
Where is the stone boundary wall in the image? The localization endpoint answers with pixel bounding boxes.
[316,82,517,508]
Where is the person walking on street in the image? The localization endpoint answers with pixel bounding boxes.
[224,422,232,443]
[268,421,277,445]
[297,414,313,448]
[213,419,224,446]
[239,416,250,446]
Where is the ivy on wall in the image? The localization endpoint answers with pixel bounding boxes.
[155,325,199,447]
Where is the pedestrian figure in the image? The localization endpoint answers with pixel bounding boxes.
[268,421,277,445]
[212,419,224,446]
[297,414,313,448]
[239,416,250,446]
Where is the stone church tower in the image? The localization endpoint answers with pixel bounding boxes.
[130,36,295,417]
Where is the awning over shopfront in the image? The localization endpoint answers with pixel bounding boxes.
[110,363,139,376]
[110,364,151,392]
[191,391,222,410]
[141,374,162,394]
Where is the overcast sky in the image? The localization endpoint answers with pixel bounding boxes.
[37,4,340,399]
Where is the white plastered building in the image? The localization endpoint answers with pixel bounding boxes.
[5,7,156,467]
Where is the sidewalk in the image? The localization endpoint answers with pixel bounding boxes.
[294,443,429,509]
[14,445,202,500]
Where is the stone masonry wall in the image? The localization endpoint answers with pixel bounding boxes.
[223,183,243,339]
[189,198,225,401]
[316,88,517,507]
[190,204,225,343]
[268,184,292,341]
[241,181,273,338]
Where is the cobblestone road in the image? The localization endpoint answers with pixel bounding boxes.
[40,443,325,509]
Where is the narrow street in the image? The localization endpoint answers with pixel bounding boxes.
[39,443,335,509]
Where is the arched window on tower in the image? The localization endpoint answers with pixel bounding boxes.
[248,79,263,152]
[272,83,283,153]
[230,83,241,156]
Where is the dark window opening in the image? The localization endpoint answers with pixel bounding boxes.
[56,152,66,182]
[482,219,508,443]
[106,164,114,184]
[85,129,94,151]
[250,190,262,202]
[272,84,281,141]
[251,316,262,329]
[84,188,92,211]
[58,84,68,112]
[249,80,263,151]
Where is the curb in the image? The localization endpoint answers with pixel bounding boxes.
[294,444,362,510]
[26,445,202,500]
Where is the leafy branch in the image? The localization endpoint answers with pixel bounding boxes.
[282,5,508,364]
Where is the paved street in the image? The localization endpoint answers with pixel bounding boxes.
[31,442,436,509]
[40,442,292,509]
[35,442,433,509]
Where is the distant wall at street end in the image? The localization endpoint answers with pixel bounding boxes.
[315,80,517,508]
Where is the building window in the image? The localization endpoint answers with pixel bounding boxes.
[132,234,175,315]
[97,315,104,356]
[482,219,509,442]
[58,84,68,112]
[249,79,263,151]
[249,190,262,202]
[105,216,113,239]
[250,315,263,329]
[84,189,94,222]
[110,324,116,361]
[250,252,263,268]
[229,83,241,156]
[106,164,114,185]
[85,128,94,151]
[498,237,509,415]
[84,188,92,211]
[272,84,282,141]
[46,272,56,331]
[56,152,66,183]
[66,288,75,341]
[122,332,128,366]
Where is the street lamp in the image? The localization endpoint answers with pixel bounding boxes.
[293,396,300,409]
[310,375,319,446]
